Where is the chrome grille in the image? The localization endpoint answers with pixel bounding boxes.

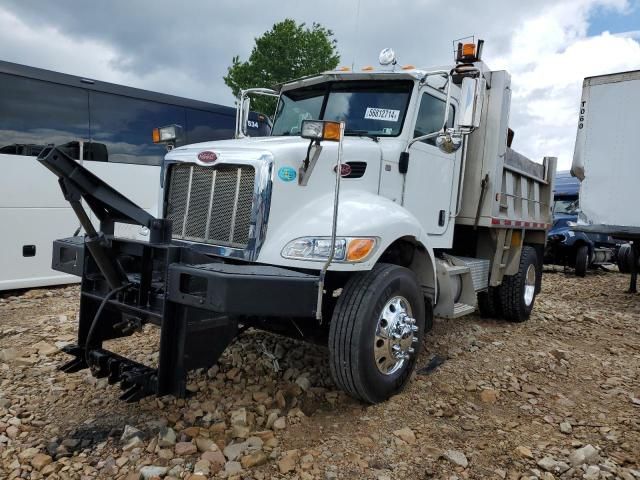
[167,163,255,248]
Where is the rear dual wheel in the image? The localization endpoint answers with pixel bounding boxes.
[478,246,540,323]
[499,245,539,322]
[618,244,632,274]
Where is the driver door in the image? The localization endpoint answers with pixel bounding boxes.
[402,88,460,242]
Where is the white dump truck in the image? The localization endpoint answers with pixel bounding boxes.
[42,40,556,403]
[571,69,640,292]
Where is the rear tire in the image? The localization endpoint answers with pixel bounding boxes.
[499,246,538,323]
[618,244,632,274]
[329,263,425,404]
[575,245,589,278]
[477,286,502,319]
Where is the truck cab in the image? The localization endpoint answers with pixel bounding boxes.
[44,41,557,403]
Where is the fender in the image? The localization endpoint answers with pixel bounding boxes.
[256,190,437,294]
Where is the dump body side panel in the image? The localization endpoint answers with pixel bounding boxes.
[456,70,555,230]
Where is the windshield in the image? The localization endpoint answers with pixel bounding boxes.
[553,198,579,215]
[271,80,414,137]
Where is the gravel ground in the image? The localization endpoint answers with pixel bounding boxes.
[0,268,639,480]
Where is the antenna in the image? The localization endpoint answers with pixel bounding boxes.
[351,0,362,70]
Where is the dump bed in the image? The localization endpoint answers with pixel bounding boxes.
[571,70,640,238]
[457,70,556,230]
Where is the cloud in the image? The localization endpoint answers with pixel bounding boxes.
[492,0,640,168]
[0,0,638,169]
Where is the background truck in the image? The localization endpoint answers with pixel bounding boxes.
[571,70,640,291]
[0,59,271,291]
[545,170,619,276]
[42,40,556,404]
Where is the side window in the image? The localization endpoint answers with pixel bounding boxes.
[89,91,186,166]
[0,73,89,159]
[414,93,455,146]
[185,108,235,144]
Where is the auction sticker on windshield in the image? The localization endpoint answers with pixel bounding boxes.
[364,107,400,122]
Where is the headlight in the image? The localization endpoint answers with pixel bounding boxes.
[282,237,377,263]
[152,124,182,144]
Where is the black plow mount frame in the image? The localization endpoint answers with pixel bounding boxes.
[38,146,318,402]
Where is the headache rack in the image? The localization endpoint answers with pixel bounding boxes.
[39,146,318,401]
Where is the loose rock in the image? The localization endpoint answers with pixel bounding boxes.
[443,449,468,468]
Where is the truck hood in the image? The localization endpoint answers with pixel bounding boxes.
[165,135,385,165]
[162,135,395,268]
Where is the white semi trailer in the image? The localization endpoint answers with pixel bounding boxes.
[571,70,640,292]
[43,40,556,403]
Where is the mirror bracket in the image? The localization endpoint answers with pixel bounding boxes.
[234,88,279,138]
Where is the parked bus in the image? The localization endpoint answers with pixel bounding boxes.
[0,60,270,291]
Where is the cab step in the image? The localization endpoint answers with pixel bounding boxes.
[453,302,475,318]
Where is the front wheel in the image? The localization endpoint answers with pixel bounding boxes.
[499,246,539,323]
[575,245,590,277]
[329,263,426,404]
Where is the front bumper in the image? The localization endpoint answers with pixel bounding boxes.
[167,262,318,317]
[52,236,319,400]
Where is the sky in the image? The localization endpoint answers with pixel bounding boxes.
[0,0,639,169]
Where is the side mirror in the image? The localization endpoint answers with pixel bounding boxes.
[240,96,251,137]
[436,129,463,153]
[458,77,485,129]
[235,88,279,139]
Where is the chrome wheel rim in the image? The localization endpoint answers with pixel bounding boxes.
[524,264,536,306]
[374,296,418,375]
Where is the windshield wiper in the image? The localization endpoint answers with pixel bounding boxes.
[345,129,379,143]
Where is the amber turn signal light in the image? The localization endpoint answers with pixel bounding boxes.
[346,238,376,262]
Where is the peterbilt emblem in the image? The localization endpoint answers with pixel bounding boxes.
[333,163,352,177]
[197,151,217,163]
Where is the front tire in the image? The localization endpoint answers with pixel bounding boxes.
[500,246,539,323]
[575,245,589,277]
[329,263,425,404]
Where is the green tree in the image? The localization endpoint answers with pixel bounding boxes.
[224,19,340,116]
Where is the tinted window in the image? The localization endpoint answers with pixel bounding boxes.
[272,85,325,136]
[272,81,413,137]
[324,81,413,136]
[414,93,455,146]
[89,91,186,165]
[186,108,235,144]
[0,73,89,158]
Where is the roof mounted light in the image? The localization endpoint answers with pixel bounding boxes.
[379,48,397,66]
[455,38,484,64]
